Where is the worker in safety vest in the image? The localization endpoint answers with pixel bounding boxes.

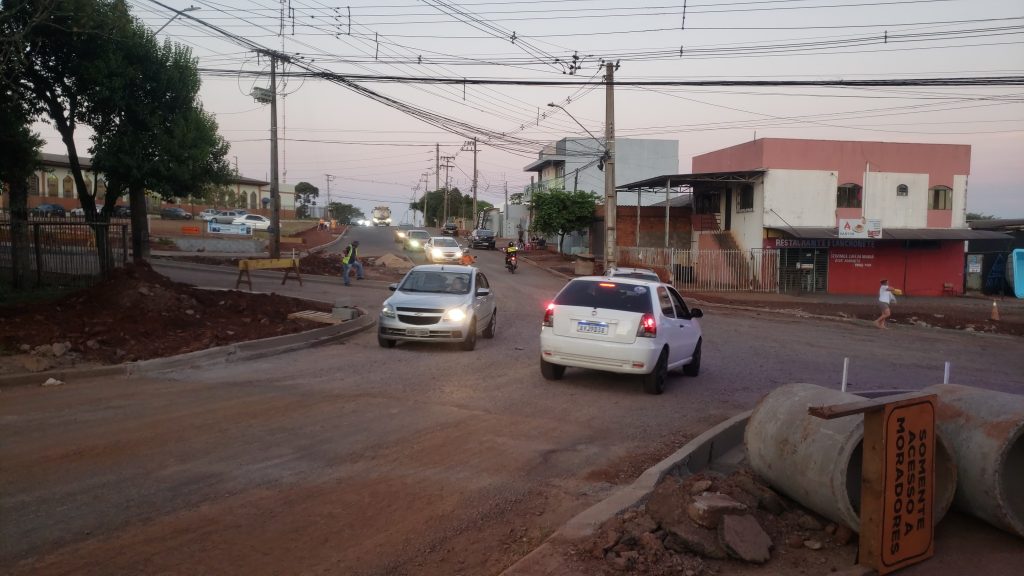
[342,240,364,286]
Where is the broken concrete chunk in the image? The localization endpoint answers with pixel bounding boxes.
[719,514,772,564]
[803,539,823,550]
[52,342,69,357]
[22,356,55,373]
[663,521,728,559]
[687,492,747,529]
[42,377,64,387]
[690,479,713,495]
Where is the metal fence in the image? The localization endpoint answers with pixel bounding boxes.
[618,246,781,293]
[0,220,131,287]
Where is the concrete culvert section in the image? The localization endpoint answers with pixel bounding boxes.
[924,384,1024,538]
[746,383,957,533]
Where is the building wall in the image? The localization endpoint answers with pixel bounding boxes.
[762,169,838,228]
[535,138,679,195]
[724,180,765,253]
[826,241,965,296]
[862,171,930,228]
[614,206,692,249]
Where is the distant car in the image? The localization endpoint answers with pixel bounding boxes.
[403,229,431,251]
[30,203,66,218]
[378,264,496,351]
[111,205,131,218]
[160,207,193,220]
[199,208,219,221]
[539,277,703,394]
[442,222,458,236]
[69,207,86,217]
[607,267,661,282]
[394,227,410,243]
[424,236,464,263]
[468,229,496,250]
[212,210,244,224]
[232,214,271,230]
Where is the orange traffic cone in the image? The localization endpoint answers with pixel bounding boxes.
[991,301,1001,322]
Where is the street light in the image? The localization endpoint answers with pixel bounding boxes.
[547,103,604,147]
[155,5,200,35]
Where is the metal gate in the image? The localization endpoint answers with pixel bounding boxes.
[618,247,781,293]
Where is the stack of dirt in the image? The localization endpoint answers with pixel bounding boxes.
[578,468,858,575]
[0,262,330,366]
[298,252,409,281]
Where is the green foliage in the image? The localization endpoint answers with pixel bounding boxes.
[294,181,319,218]
[530,188,598,253]
[966,212,996,221]
[508,192,525,205]
[328,202,365,224]
[409,188,492,227]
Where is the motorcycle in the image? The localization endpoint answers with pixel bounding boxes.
[505,253,518,274]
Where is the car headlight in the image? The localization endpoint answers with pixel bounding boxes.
[397,231,406,238]
[444,308,466,322]
[381,304,396,318]
[431,248,443,258]
[410,240,419,247]
[454,250,463,258]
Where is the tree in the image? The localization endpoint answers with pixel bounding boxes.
[410,187,464,228]
[530,188,599,254]
[508,192,525,205]
[294,181,319,219]
[327,202,365,224]
[966,212,995,221]
[0,85,42,290]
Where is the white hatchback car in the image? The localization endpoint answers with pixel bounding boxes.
[232,214,271,230]
[539,277,703,394]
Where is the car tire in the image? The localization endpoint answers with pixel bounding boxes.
[682,339,702,377]
[540,358,565,380]
[378,335,396,348]
[643,349,669,395]
[483,310,496,338]
[460,320,477,351]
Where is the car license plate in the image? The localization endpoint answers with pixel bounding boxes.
[576,321,608,335]
[406,328,429,336]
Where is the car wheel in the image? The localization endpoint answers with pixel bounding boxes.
[483,310,496,338]
[460,319,477,351]
[540,358,565,380]
[682,339,702,377]
[643,349,669,395]
[378,335,396,348]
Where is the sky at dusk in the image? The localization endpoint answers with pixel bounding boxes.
[36,0,1024,220]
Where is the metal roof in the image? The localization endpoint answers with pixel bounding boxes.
[767,227,1012,241]
[618,170,765,190]
[968,218,1024,230]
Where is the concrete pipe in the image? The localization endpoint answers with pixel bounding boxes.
[923,384,1024,538]
[746,383,957,532]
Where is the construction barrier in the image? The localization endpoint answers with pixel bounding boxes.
[235,257,302,291]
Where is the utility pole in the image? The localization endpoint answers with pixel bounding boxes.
[604,61,617,270]
[269,54,281,259]
[461,139,479,229]
[435,144,440,193]
[440,155,455,225]
[325,173,336,220]
[504,180,508,238]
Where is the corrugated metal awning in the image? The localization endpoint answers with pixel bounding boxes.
[618,170,765,190]
[768,227,1013,241]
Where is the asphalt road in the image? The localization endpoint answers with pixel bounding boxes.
[3,225,1022,575]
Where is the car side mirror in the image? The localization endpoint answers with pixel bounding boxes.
[388,283,398,292]
[690,308,703,318]
[476,287,491,297]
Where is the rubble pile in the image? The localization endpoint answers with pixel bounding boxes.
[581,468,858,575]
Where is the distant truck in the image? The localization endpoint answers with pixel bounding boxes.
[371,206,392,226]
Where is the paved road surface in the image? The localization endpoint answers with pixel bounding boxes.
[3,226,1022,575]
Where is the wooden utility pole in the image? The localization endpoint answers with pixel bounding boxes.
[472,138,478,229]
[604,61,616,270]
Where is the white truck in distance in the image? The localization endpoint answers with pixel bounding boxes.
[372,206,392,226]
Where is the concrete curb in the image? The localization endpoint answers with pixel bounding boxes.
[500,410,752,575]
[0,312,376,389]
[151,258,394,289]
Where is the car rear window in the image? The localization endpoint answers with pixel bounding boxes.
[554,280,653,314]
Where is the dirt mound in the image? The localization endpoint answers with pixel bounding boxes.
[0,262,330,365]
[572,468,858,575]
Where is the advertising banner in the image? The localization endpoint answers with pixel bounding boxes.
[839,218,883,239]
[208,222,252,236]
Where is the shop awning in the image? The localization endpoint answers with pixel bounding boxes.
[618,170,766,191]
[767,227,1013,241]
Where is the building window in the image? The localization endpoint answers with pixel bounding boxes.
[929,185,952,210]
[62,175,75,198]
[896,184,908,197]
[738,184,754,212]
[249,191,257,209]
[46,174,58,197]
[29,173,40,196]
[837,183,862,208]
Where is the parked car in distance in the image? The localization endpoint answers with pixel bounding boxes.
[424,236,464,263]
[30,203,66,218]
[69,207,86,217]
[160,207,193,220]
[111,205,131,218]
[232,214,271,230]
[442,222,459,236]
[199,208,219,221]
[212,210,245,224]
[539,277,703,395]
[607,266,661,282]
[378,264,496,351]
[468,229,496,250]
[403,229,431,251]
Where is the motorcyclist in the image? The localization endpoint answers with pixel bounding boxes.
[504,241,518,266]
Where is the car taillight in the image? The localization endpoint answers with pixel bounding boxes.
[542,302,555,327]
[637,313,657,338]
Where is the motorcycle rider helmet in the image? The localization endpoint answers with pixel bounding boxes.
[508,241,515,248]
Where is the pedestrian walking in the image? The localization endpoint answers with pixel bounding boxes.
[342,240,364,286]
[875,279,898,329]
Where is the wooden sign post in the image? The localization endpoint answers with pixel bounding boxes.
[809,392,937,575]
